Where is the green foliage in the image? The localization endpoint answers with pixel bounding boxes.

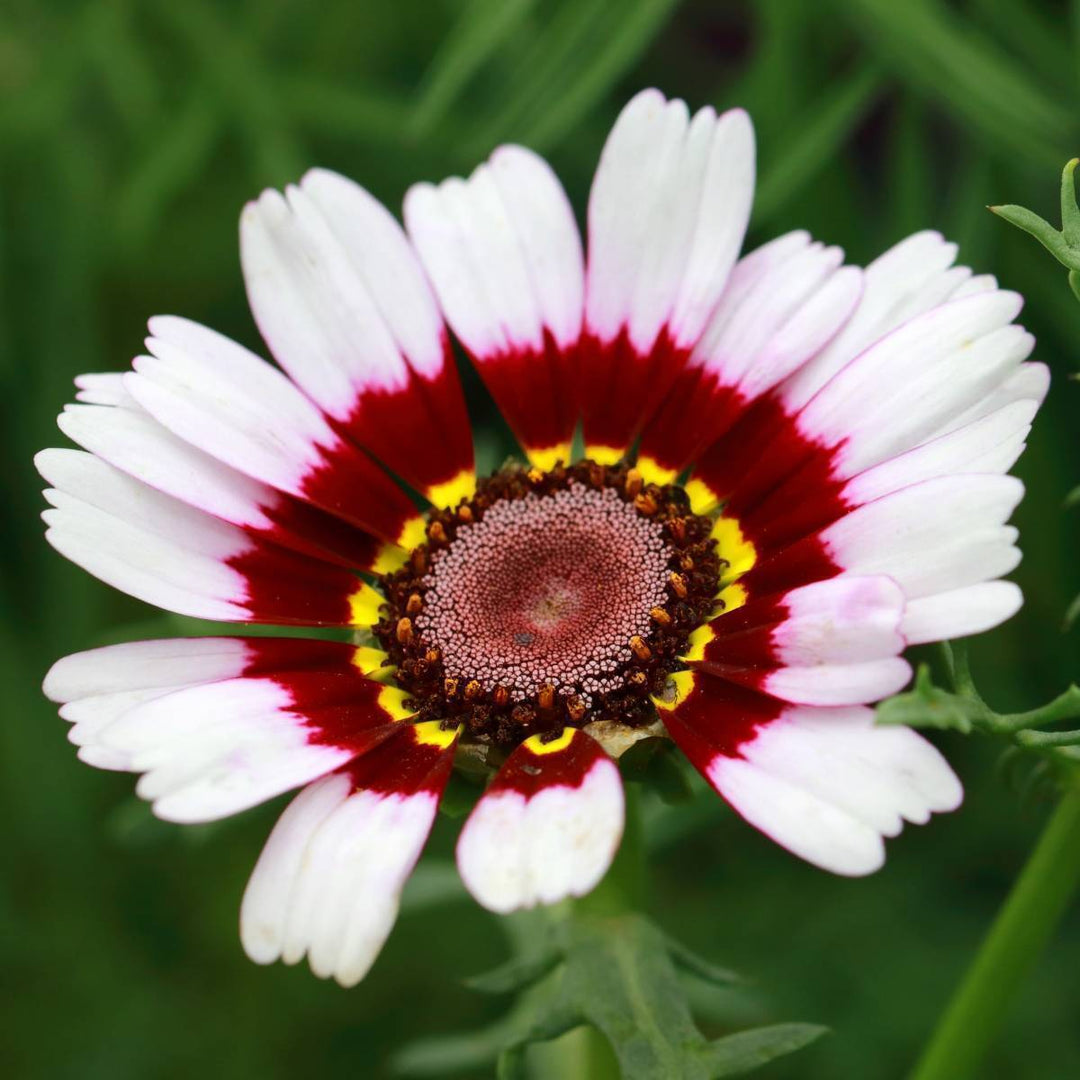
[398,910,824,1079]
[877,644,1080,784]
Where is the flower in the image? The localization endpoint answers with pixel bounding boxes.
[38,89,1045,988]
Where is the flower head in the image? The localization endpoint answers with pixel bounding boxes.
[39,89,1045,986]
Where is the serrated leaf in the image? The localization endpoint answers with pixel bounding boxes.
[465,946,561,993]
[875,664,980,732]
[666,935,743,988]
[989,204,1080,269]
[697,1023,828,1077]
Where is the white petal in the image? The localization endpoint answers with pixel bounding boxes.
[780,230,975,410]
[38,449,251,621]
[823,474,1024,598]
[934,361,1050,438]
[74,372,136,407]
[243,776,438,987]
[99,678,352,823]
[844,400,1037,506]
[58,401,279,532]
[405,145,584,358]
[902,581,1024,644]
[44,637,250,703]
[585,90,754,350]
[241,172,446,423]
[761,658,911,707]
[692,233,860,397]
[798,291,1032,477]
[710,708,962,875]
[457,750,624,915]
[127,316,336,498]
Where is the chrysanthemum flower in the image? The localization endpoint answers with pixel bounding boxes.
[39,89,1045,987]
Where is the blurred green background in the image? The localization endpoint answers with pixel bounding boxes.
[3,0,1079,1077]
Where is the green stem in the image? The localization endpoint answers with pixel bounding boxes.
[909,783,1080,1080]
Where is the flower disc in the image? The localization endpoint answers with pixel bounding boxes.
[375,462,722,747]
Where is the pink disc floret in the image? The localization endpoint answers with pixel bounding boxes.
[416,483,670,708]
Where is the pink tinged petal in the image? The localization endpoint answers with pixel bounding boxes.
[749,473,1024,602]
[126,317,418,544]
[795,290,1032,478]
[779,230,980,411]
[695,576,910,706]
[901,581,1023,644]
[241,723,457,988]
[404,146,584,464]
[579,90,754,457]
[84,666,411,823]
[818,474,1024,599]
[58,400,387,571]
[703,574,906,662]
[637,233,861,475]
[37,450,369,626]
[44,637,252,703]
[241,171,473,498]
[656,676,961,875]
[74,372,135,407]
[456,728,624,914]
[936,360,1050,438]
[45,637,387,768]
[841,400,1038,507]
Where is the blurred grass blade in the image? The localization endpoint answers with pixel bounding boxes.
[410,0,536,139]
[155,0,305,184]
[520,0,685,152]
[754,64,882,224]
[85,0,163,137]
[280,78,415,143]
[463,0,685,157]
[462,0,611,156]
[834,0,1074,168]
[115,88,222,256]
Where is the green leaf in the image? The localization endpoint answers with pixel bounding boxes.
[988,204,1080,271]
[697,1023,828,1077]
[666,935,743,989]
[465,945,561,993]
[875,664,980,733]
[401,912,817,1078]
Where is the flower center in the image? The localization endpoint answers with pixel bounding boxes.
[375,462,721,749]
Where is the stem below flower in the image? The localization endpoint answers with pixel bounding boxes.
[909,782,1080,1080]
